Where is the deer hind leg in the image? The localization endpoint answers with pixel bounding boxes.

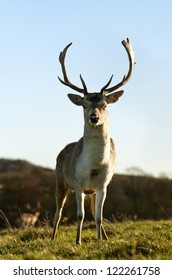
[75,190,85,245]
[95,189,108,240]
[52,182,69,240]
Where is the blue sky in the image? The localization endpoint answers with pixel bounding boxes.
[0,0,172,177]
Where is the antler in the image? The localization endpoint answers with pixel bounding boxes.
[58,43,88,95]
[100,38,135,95]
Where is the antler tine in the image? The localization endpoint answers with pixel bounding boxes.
[100,75,114,95]
[58,43,88,95]
[80,74,88,93]
[101,38,135,94]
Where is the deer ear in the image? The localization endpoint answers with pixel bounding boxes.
[106,90,124,104]
[68,94,83,106]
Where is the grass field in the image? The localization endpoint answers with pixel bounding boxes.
[0,221,172,260]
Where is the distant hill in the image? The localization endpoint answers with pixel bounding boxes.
[0,158,52,175]
[0,158,172,228]
[0,158,55,228]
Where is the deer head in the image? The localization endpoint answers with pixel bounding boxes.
[58,38,135,127]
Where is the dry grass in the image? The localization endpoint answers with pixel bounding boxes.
[0,220,172,260]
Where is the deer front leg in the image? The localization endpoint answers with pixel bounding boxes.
[75,190,85,245]
[95,189,108,240]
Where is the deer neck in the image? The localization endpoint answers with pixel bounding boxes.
[82,120,111,163]
[83,121,110,141]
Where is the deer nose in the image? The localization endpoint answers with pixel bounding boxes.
[89,113,99,124]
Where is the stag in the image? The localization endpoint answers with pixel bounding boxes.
[52,38,135,244]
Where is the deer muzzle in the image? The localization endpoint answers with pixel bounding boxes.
[89,113,99,124]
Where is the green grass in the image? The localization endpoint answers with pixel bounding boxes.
[0,221,172,260]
